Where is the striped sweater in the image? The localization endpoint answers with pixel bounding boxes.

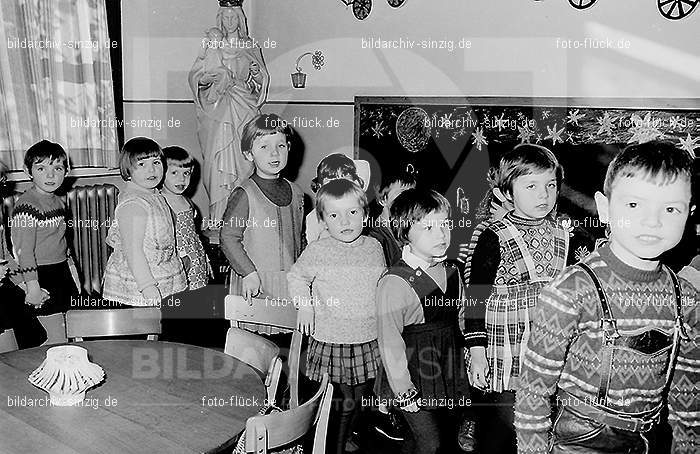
[515,246,699,454]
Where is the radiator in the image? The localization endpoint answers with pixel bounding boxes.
[1,183,119,296]
[66,184,119,295]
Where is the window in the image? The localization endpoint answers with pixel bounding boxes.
[0,0,119,172]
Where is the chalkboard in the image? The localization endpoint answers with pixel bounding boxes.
[354,96,700,267]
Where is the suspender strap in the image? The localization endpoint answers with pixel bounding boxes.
[576,262,619,408]
[577,262,620,340]
[666,267,690,340]
[663,267,690,397]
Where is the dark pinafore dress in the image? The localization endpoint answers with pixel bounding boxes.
[376,259,470,409]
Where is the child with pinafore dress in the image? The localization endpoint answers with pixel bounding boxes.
[160,146,215,344]
[102,137,187,308]
[462,144,569,454]
[288,179,386,454]
[220,114,304,334]
[375,188,470,454]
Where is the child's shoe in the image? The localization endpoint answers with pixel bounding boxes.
[373,411,406,441]
[344,432,360,452]
[457,418,476,452]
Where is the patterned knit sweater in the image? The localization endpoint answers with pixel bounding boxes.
[515,246,700,454]
[10,186,69,282]
[287,235,385,344]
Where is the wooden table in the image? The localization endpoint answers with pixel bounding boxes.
[0,340,266,454]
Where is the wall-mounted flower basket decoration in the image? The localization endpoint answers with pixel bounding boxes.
[291,51,325,88]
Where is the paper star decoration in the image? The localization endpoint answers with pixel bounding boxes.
[574,246,590,262]
[566,109,586,126]
[596,113,616,136]
[517,125,535,144]
[668,115,684,131]
[371,120,387,139]
[440,113,453,127]
[541,110,551,120]
[536,134,543,144]
[494,113,508,132]
[678,133,699,158]
[471,127,488,151]
[627,113,665,144]
[545,123,565,145]
[560,219,575,237]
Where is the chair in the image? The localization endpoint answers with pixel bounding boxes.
[0,329,19,353]
[225,327,283,406]
[38,313,68,345]
[242,373,333,454]
[224,295,304,407]
[65,308,161,341]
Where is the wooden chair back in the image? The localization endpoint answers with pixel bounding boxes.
[224,295,304,407]
[0,329,19,353]
[65,308,161,341]
[38,313,67,345]
[225,327,282,406]
[244,373,333,454]
[224,295,297,330]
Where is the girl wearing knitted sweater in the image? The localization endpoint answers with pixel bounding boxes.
[463,144,569,454]
[287,179,385,454]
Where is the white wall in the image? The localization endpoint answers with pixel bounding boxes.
[253,0,700,101]
[118,0,700,217]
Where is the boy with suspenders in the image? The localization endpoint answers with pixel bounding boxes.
[514,142,699,454]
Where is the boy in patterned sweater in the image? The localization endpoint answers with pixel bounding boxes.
[515,142,699,454]
[11,140,80,316]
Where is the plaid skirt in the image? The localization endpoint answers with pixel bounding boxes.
[306,337,380,385]
[486,281,547,392]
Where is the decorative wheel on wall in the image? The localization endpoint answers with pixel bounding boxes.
[658,0,699,19]
[567,0,598,9]
[387,0,407,7]
[353,0,372,19]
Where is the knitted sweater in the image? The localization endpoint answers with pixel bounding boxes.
[514,246,700,454]
[10,186,69,282]
[287,235,385,344]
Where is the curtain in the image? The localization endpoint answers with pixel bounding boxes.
[0,0,118,171]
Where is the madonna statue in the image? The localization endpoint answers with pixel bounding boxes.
[188,0,269,229]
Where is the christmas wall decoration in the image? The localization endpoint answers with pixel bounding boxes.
[563,0,699,20]
[339,0,407,20]
[355,97,700,265]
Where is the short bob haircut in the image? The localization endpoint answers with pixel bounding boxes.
[603,141,694,200]
[24,140,69,175]
[375,170,417,204]
[493,144,563,197]
[118,137,163,180]
[163,146,195,169]
[390,188,451,246]
[311,153,364,193]
[315,178,368,222]
[240,114,292,156]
